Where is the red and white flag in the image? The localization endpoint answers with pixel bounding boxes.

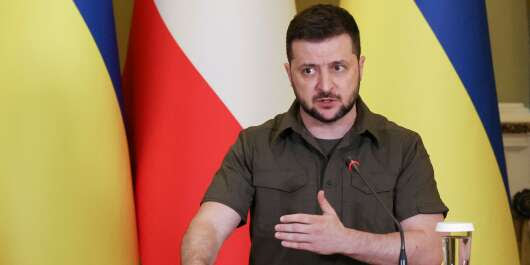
[122,1,295,264]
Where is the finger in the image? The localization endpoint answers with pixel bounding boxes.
[280,241,313,251]
[317,190,337,215]
[280,213,315,224]
[275,223,311,233]
[274,232,311,242]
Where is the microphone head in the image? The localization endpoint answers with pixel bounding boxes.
[345,157,360,172]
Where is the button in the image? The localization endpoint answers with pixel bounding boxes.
[325,180,333,187]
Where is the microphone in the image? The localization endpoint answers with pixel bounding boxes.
[345,157,407,265]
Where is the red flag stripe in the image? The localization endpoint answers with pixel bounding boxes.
[123,0,248,264]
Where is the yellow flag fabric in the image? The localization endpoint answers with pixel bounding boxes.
[341,1,519,264]
[0,1,138,264]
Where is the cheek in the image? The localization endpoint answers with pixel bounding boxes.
[292,77,315,95]
[336,76,358,100]
[293,85,310,100]
[337,75,356,90]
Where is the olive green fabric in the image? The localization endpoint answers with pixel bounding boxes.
[315,137,341,157]
[203,98,448,265]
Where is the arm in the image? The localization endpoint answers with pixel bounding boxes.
[181,202,241,265]
[182,131,254,265]
[275,191,444,265]
[342,213,444,265]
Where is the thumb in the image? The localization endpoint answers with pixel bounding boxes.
[317,190,337,216]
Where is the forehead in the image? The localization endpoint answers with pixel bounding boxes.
[290,33,354,63]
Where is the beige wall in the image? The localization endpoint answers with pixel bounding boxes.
[112,0,530,106]
[486,0,530,107]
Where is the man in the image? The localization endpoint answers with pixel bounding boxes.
[181,4,448,265]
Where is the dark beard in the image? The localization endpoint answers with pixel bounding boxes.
[297,89,358,123]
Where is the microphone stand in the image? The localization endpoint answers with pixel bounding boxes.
[346,159,407,265]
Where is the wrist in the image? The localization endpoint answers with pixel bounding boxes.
[339,227,361,256]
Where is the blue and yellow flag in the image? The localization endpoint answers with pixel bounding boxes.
[0,1,138,264]
[342,0,519,264]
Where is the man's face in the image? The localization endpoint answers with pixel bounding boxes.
[285,33,365,123]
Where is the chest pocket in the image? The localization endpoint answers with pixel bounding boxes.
[251,170,315,234]
[342,170,397,233]
[253,169,307,192]
[349,171,395,194]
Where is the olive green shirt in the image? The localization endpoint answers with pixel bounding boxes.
[203,98,448,265]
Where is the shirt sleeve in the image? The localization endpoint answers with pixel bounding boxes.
[202,131,255,226]
[394,132,449,221]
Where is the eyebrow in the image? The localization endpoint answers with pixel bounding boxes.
[298,63,317,69]
[297,60,349,69]
[330,60,349,65]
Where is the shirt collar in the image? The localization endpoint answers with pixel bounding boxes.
[271,100,304,143]
[272,97,382,145]
[350,97,382,144]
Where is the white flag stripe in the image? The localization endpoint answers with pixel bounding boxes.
[154,1,296,128]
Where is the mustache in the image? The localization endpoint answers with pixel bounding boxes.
[313,92,341,101]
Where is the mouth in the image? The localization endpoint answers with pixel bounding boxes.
[316,97,338,103]
[314,97,339,108]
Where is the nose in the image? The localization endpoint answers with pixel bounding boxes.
[317,69,333,93]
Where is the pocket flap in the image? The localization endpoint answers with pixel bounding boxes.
[349,171,395,194]
[253,170,307,192]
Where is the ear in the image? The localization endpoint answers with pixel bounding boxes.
[358,55,366,80]
[284,63,293,84]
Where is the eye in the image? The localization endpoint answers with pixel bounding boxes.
[333,64,346,72]
[302,67,315,75]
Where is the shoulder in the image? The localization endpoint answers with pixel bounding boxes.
[239,112,288,143]
[369,111,422,146]
[228,112,288,172]
[365,111,429,173]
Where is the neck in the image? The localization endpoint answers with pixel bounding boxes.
[300,103,357,140]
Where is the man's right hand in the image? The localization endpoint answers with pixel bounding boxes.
[181,202,241,265]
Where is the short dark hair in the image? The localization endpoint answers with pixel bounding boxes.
[286,4,361,62]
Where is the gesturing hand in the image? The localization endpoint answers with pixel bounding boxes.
[274,190,349,255]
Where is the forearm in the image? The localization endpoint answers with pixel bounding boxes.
[181,219,222,265]
[181,202,241,265]
[275,194,444,264]
[341,229,441,265]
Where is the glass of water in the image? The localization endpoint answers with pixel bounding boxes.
[436,222,474,265]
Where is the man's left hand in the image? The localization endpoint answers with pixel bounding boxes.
[274,190,349,255]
